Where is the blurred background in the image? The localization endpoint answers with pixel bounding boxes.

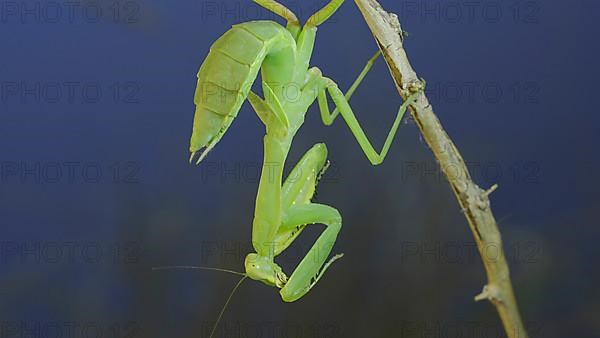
[1,0,598,337]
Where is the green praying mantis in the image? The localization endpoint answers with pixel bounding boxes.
[189,0,422,301]
[179,0,422,329]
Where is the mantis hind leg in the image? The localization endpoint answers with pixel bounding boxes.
[306,0,346,27]
[253,0,299,25]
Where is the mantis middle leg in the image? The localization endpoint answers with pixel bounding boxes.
[317,73,421,165]
[253,0,300,25]
[320,51,382,125]
[254,0,346,27]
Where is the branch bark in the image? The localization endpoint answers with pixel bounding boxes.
[353,1,528,337]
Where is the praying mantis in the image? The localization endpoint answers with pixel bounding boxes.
[189,0,422,304]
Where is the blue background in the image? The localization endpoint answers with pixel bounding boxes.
[1,0,598,337]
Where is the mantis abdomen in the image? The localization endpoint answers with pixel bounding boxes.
[190,21,296,157]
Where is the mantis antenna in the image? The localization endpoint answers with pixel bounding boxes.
[208,276,247,338]
[152,266,248,338]
[152,265,246,276]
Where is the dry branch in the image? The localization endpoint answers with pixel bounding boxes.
[353,1,528,337]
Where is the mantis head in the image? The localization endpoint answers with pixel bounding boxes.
[245,253,288,288]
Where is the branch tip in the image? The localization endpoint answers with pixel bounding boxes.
[474,284,501,302]
[483,184,499,198]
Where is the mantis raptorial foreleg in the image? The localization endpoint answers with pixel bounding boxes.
[245,139,344,302]
[279,203,343,302]
[273,143,331,254]
[317,74,420,165]
[266,143,343,302]
[281,143,329,210]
